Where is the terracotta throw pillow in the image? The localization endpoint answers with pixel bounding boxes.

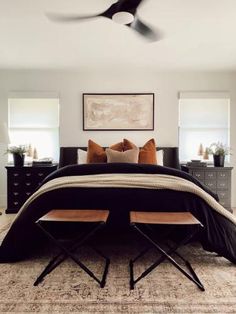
[123,138,157,165]
[106,147,139,163]
[87,140,123,163]
[123,138,138,151]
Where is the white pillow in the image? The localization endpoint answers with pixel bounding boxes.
[156,150,164,166]
[77,149,87,164]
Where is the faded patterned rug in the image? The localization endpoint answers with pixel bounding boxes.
[0,231,235,313]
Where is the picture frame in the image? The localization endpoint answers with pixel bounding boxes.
[83,93,154,131]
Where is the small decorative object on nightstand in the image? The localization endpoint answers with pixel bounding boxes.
[181,165,233,212]
[6,145,28,167]
[33,147,38,160]
[198,143,204,156]
[208,142,231,167]
[203,148,210,160]
[5,164,58,213]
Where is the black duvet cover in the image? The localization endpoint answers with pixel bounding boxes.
[0,163,236,263]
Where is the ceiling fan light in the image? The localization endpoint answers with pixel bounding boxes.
[112,11,134,25]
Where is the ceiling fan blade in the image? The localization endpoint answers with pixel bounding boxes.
[46,1,120,23]
[46,12,103,23]
[118,0,144,13]
[130,17,160,42]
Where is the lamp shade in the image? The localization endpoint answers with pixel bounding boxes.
[0,122,10,144]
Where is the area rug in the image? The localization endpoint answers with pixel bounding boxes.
[0,232,235,313]
[0,243,236,313]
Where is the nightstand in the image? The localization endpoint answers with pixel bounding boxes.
[5,164,58,214]
[181,165,233,213]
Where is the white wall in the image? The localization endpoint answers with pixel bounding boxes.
[0,69,236,207]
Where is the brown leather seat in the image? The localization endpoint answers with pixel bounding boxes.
[38,209,109,223]
[130,211,203,226]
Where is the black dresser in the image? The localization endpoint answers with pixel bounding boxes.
[5,164,58,213]
[181,165,233,212]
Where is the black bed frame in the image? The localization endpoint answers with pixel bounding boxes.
[59,147,180,169]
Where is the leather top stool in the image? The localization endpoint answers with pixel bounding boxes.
[34,209,110,288]
[129,211,205,291]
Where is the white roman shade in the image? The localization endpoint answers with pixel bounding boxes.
[8,96,60,161]
[178,92,230,162]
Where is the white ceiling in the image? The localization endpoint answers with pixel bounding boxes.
[0,0,236,71]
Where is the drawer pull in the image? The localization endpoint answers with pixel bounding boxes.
[13,201,19,206]
[26,173,32,177]
[26,182,31,186]
[207,183,213,187]
[13,182,19,186]
[220,173,226,177]
[26,192,31,196]
[38,173,44,177]
[13,192,19,196]
[195,174,200,177]
[13,173,19,177]
[208,174,213,177]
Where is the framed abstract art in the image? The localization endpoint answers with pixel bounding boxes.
[83,93,154,131]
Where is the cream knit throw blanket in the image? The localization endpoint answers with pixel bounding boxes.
[17,173,236,225]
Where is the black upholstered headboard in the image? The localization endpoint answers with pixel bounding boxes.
[59,147,180,169]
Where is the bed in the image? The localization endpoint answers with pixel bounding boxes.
[0,146,236,264]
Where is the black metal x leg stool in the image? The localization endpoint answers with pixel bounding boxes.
[34,209,110,288]
[129,211,205,291]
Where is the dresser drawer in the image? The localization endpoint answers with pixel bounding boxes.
[33,170,51,181]
[8,199,21,210]
[11,171,22,179]
[192,171,204,181]
[217,180,228,190]
[8,194,25,209]
[24,171,33,179]
[204,180,217,189]
[205,171,216,180]
[12,191,20,197]
[217,171,229,180]
[217,190,230,200]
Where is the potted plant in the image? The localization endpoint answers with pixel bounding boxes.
[6,145,28,167]
[209,142,230,167]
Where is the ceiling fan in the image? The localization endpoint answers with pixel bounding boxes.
[46,0,160,42]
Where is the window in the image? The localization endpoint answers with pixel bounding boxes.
[179,92,230,162]
[8,96,60,161]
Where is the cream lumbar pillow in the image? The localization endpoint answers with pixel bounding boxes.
[106,147,139,163]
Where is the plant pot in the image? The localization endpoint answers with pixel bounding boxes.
[213,154,225,167]
[13,153,25,167]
